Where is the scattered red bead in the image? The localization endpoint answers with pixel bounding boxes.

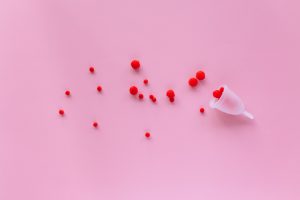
[145,132,151,138]
[149,94,154,100]
[65,90,71,96]
[169,97,175,103]
[200,107,205,113]
[97,85,102,92]
[166,89,175,98]
[93,122,98,128]
[129,86,138,95]
[213,90,222,99]
[131,59,140,70]
[58,109,64,116]
[143,79,148,85]
[196,71,206,80]
[188,77,198,87]
[89,66,95,73]
[138,93,144,99]
[152,97,157,103]
[219,87,224,93]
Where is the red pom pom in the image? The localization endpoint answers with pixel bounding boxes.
[89,66,95,73]
[138,93,144,99]
[166,89,175,98]
[145,132,151,138]
[65,90,71,96]
[169,97,175,103]
[97,85,102,92]
[58,109,64,116]
[196,71,205,80]
[143,79,148,85]
[219,87,224,93]
[129,86,138,95]
[93,122,98,128]
[188,77,198,87]
[131,59,140,70]
[200,107,205,113]
[213,90,222,98]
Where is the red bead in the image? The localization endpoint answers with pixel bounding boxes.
[169,97,175,103]
[166,89,175,98]
[93,122,98,128]
[213,90,222,98]
[196,71,205,80]
[143,79,148,85]
[129,86,138,95]
[138,93,144,99]
[188,77,198,87]
[219,87,224,93]
[97,85,102,92]
[152,97,157,103]
[89,66,95,73]
[200,107,205,113]
[149,94,154,100]
[145,132,151,138]
[58,109,64,116]
[65,90,71,96]
[131,59,140,70]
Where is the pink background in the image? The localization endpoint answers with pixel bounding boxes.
[1,0,300,199]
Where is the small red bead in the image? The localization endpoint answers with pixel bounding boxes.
[58,109,64,116]
[196,71,205,80]
[152,97,157,103]
[138,93,144,99]
[149,94,154,100]
[169,97,175,103]
[131,59,140,70]
[219,87,224,93]
[188,77,198,87]
[93,122,98,128]
[213,90,222,98]
[145,132,151,138]
[65,90,71,96]
[97,85,102,92]
[166,89,175,98]
[89,66,95,73]
[200,107,205,113]
[129,86,138,95]
[143,79,148,85]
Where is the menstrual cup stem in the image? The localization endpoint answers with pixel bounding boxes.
[243,111,254,119]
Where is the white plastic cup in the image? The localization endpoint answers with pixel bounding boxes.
[209,85,254,119]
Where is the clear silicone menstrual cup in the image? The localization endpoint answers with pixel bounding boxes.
[209,85,254,119]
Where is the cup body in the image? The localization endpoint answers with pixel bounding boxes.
[210,85,245,115]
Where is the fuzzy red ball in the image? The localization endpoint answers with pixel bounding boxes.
[213,90,222,99]
[219,87,224,93]
[196,71,205,80]
[200,107,205,113]
[138,93,144,99]
[129,86,138,95]
[97,86,102,92]
[65,90,71,96]
[131,60,140,70]
[93,122,98,128]
[89,66,95,73]
[58,109,64,116]
[188,77,198,87]
[145,132,151,138]
[166,89,175,98]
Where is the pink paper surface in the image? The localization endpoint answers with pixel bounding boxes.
[1,0,300,199]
